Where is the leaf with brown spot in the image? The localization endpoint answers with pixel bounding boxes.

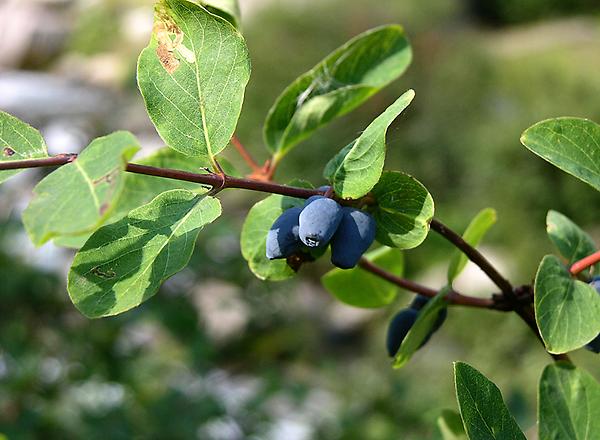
[138,0,251,159]
[22,132,140,246]
[0,111,49,184]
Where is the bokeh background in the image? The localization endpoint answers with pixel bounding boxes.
[1,0,600,438]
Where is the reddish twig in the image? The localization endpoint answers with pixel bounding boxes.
[230,135,262,173]
[570,250,600,276]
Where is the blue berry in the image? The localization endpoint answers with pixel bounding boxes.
[410,295,430,311]
[330,208,376,269]
[298,197,343,248]
[585,277,600,353]
[266,207,302,260]
[386,308,418,357]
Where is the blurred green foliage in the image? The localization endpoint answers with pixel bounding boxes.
[2,0,600,438]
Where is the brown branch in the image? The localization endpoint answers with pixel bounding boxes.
[357,258,504,310]
[230,135,261,172]
[430,219,514,299]
[570,250,600,276]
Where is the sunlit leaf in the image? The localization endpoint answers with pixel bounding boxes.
[138,0,251,160]
[324,90,414,199]
[521,117,600,192]
[265,25,412,160]
[371,171,434,249]
[0,111,48,184]
[23,132,140,246]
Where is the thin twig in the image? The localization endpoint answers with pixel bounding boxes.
[430,219,514,299]
[231,135,261,172]
[570,250,600,276]
[357,258,503,309]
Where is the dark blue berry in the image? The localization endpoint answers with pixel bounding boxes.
[330,208,376,269]
[585,277,600,353]
[386,308,418,357]
[298,197,343,248]
[266,207,302,260]
[410,295,430,311]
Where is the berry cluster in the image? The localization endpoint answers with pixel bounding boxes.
[266,190,376,269]
[586,276,600,353]
[386,295,448,357]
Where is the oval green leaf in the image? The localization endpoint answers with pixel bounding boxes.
[436,409,467,440]
[324,90,414,199]
[54,147,211,249]
[539,362,600,440]
[0,111,48,184]
[521,117,600,192]
[68,190,221,318]
[264,25,412,159]
[23,132,140,246]
[393,287,448,369]
[371,171,434,249]
[137,0,251,159]
[447,208,497,283]
[321,247,403,308]
[534,254,600,354]
[547,210,597,266]
[454,362,526,440]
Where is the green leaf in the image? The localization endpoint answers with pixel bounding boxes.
[447,208,497,283]
[520,117,600,192]
[68,190,221,318]
[264,25,412,159]
[393,287,448,369]
[137,0,251,160]
[454,362,526,440]
[324,90,414,199]
[0,111,48,184]
[23,132,140,246]
[436,409,467,440]
[54,148,210,249]
[321,247,403,308]
[547,210,597,266]
[539,362,600,440]
[240,182,312,281]
[199,0,240,27]
[371,171,434,249]
[534,255,600,354]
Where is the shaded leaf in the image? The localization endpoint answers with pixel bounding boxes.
[437,409,467,440]
[23,132,140,246]
[0,111,48,184]
[138,0,251,159]
[447,208,497,283]
[68,190,221,318]
[54,148,210,249]
[321,247,403,308]
[371,171,434,249]
[534,255,600,354]
[240,181,312,281]
[324,90,414,199]
[539,362,600,440]
[392,287,448,369]
[264,25,412,159]
[521,117,600,192]
[200,0,240,27]
[454,362,526,440]
[547,210,596,266]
